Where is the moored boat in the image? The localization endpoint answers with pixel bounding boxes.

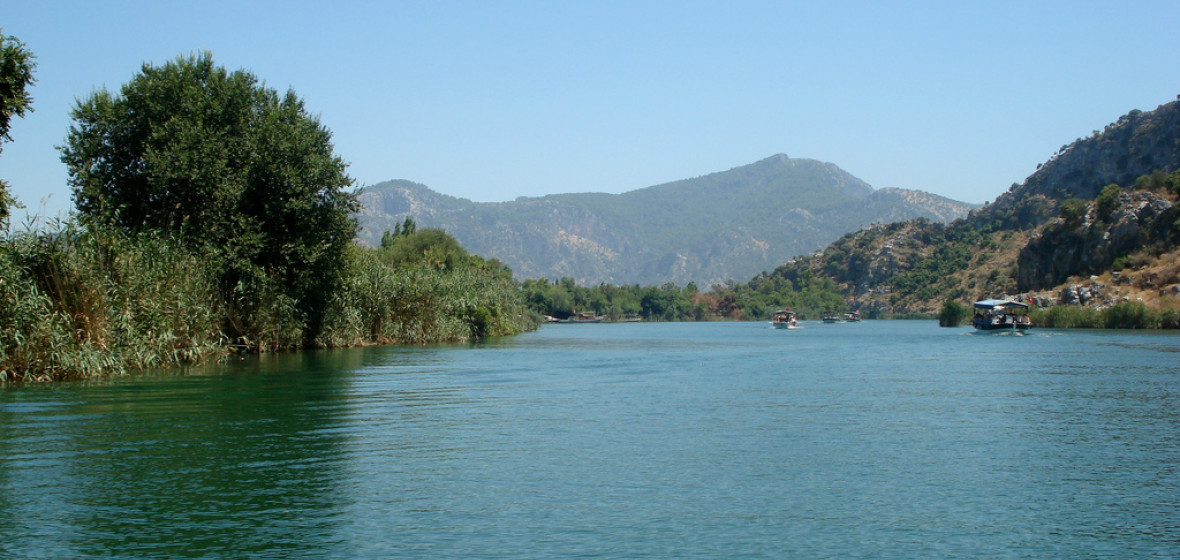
[771,308,798,329]
[557,312,603,323]
[972,299,1032,331]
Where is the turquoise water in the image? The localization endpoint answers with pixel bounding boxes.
[2,321,1179,558]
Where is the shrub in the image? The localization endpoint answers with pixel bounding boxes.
[1059,198,1087,229]
[1103,301,1155,329]
[938,300,968,327]
[1095,183,1122,223]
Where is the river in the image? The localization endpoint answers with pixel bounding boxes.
[2,321,1178,558]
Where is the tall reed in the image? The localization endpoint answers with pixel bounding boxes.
[317,247,537,347]
[1,224,223,381]
[2,222,538,381]
[1031,302,1180,329]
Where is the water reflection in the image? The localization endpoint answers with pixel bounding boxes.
[0,349,363,559]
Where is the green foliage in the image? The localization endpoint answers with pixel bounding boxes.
[1103,301,1154,329]
[1058,198,1087,229]
[1,224,223,381]
[3,51,539,380]
[380,228,468,269]
[380,217,418,248]
[938,300,968,327]
[521,278,724,322]
[519,257,850,323]
[1031,302,1178,330]
[0,29,35,150]
[1030,305,1101,328]
[60,52,359,346]
[1132,169,1180,196]
[890,242,973,301]
[1095,183,1122,223]
[319,244,536,346]
[1,220,538,381]
[0,29,37,226]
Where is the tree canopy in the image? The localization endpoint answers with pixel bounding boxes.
[60,52,359,343]
[0,29,36,225]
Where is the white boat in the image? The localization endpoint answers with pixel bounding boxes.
[972,299,1032,331]
[771,308,798,329]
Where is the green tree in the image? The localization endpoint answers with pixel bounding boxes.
[938,300,968,327]
[0,29,36,226]
[380,228,470,269]
[60,52,358,345]
[380,216,418,248]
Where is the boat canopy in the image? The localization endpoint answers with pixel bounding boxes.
[973,299,1030,309]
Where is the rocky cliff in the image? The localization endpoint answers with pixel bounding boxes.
[981,98,1180,229]
[1018,190,1177,291]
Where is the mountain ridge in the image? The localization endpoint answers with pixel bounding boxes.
[356,155,976,286]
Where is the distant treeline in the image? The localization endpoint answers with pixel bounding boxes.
[521,267,851,322]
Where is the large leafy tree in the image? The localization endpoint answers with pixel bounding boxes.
[60,52,359,344]
[0,29,36,226]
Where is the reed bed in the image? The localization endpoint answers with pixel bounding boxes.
[1,225,223,381]
[2,225,537,382]
[1030,301,1180,329]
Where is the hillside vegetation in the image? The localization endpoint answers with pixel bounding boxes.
[749,98,1180,322]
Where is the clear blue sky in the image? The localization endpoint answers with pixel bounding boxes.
[3,1,1179,222]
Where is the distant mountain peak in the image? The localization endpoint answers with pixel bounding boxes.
[356,156,974,285]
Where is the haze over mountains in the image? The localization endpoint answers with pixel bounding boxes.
[356,154,976,286]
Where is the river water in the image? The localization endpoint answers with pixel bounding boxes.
[2,321,1178,558]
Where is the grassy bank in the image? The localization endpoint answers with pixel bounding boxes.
[1,225,537,382]
[1030,301,1180,329]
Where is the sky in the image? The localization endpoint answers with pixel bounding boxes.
[3,0,1179,223]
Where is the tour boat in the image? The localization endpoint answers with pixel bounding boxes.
[771,308,798,329]
[972,299,1032,331]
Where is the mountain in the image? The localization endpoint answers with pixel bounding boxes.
[356,154,975,286]
[751,97,1180,316]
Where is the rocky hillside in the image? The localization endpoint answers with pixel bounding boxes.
[755,97,1180,316]
[977,97,1180,230]
[356,155,975,286]
[1017,187,1177,291]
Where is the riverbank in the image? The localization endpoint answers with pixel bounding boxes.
[1,225,538,382]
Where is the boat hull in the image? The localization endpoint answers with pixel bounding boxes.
[973,320,1032,331]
